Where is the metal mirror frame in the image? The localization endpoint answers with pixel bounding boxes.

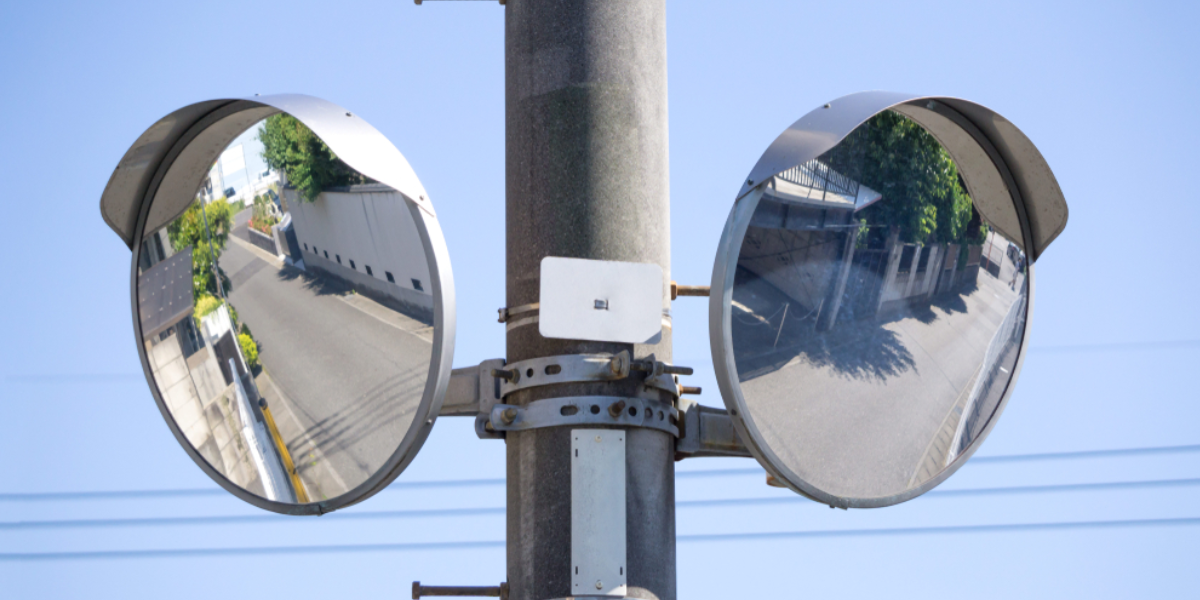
[103,95,456,515]
[710,91,1065,508]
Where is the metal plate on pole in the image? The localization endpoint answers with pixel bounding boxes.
[539,257,663,344]
[571,429,627,597]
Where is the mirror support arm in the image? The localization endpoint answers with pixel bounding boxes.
[440,359,507,439]
[674,398,752,460]
[439,359,506,417]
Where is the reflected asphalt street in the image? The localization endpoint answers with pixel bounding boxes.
[738,258,1025,500]
[218,236,432,501]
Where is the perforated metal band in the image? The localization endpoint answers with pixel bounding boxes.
[488,396,679,437]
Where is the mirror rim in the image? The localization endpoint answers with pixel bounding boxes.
[125,95,455,516]
[709,92,1038,508]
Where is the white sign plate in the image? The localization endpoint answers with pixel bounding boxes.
[539,257,663,344]
[571,429,627,597]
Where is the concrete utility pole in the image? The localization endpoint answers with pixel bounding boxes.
[504,1,673,599]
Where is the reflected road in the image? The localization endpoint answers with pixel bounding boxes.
[736,255,1024,499]
[219,238,432,501]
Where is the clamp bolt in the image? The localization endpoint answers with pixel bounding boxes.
[492,368,520,383]
[500,407,519,425]
[608,350,630,378]
[608,400,627,418]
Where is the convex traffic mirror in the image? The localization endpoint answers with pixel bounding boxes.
[710,92,1067,508]
[101,95,455,515]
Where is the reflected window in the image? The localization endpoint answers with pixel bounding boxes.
[898,246,916,273]
[350,260,356,270]
[411,278,423,292]
[916,247,931,273]
[365,265,373,276]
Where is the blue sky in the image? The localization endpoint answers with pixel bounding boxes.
[1,1,1198,598]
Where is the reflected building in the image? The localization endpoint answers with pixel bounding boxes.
[731,152,1028,499]
[739,158,988,337]
[283,183,435,322]
[136,234,277,498]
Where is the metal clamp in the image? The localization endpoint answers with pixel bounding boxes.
[497,353,627,395]
[496,352,691,401]
[489,396,679,437]
[437,359,507,440]
[440,357,692,439]
[674,398,752,460]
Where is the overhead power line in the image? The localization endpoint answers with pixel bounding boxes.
[4,478,1197,531]
[1026,339,1200,354]
[4,517,1197,561]
[4,443,1198,502]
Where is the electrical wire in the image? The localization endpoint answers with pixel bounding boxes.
[4,444,1198,503]
[4,478,1197,531]
[4,517,1198,561]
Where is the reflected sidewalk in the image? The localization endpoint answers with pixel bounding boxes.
[254,368,350,502]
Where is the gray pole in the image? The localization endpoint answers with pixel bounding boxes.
[504,1,673,599]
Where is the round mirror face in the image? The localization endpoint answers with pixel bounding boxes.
[136,113,436,506]
[729,109,1028,503]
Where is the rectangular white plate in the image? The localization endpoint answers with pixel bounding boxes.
[571,429,626,597]
[540,257,663,344]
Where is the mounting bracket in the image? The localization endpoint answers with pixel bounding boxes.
[674,398,752,460]
[489,396,679,437]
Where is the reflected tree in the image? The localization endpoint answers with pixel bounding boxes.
[822,111,979,245]
[167,198,233,302]
[258,114,370,203]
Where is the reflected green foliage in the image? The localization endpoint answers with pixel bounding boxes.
[854,218,870,249]
[258,114,369,202]
[194,294,221,327]
[238,333,259,369]
[168,198,233,301]
[168,198,232,253]
[823,111,974,245]
[227,302,240,332]
[189,242,231,301]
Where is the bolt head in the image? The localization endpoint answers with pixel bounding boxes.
[595,580,603,590]
[501,407,518,425]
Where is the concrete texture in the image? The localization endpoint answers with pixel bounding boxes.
[146,331,261,493]
[505,2,674,599]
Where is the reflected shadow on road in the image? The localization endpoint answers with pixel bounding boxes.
[900,279,976,325]
[275,264,435,327]
[276,367,426,482]
[276,263,353,297]
[732,266,918,384]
